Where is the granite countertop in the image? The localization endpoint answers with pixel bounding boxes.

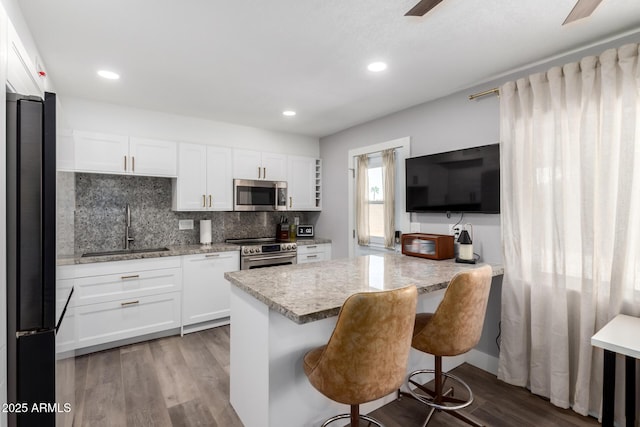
[225,253,504,325]
[57,243,240,265]
[57,238,332,265]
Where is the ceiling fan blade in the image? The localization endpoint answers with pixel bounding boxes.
[405,0,444,17]
[563,0,603,25]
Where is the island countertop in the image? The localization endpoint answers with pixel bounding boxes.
[225,253,504,324]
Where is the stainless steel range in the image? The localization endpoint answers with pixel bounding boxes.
[226,238,297,270]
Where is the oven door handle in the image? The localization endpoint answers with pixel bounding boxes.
[246,254,297,262]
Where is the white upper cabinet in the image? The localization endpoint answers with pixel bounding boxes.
[233,149,287,181]
[173,143,233,211]
[72,131,177,177]
[6,21,44,97]
[173,143,208,211]
[74,131,129,174]
[287,156,316,210]
[261,152,287,181]
[287,156,322,211]
[233,149,262,180]
[206,146,233,210]
[129,137,177,177]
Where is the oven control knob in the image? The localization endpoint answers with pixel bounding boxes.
[285,244,291,250]
[256,248,261,253]
[249,248,255,253]
[243,248,249,254]
[292,243,297,249]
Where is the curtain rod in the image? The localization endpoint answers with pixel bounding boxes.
[468,87,499,100]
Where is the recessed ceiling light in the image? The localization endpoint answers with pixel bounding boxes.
[282,110,296,117]
[367,62,387,72]
[97,70,120,80]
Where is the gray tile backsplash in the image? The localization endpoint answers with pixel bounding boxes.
[71,173,314,255]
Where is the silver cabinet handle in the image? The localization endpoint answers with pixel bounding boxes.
[263,167,266,179]
[121,274,140,280]
[289,197,292,208]
[205,254,220,258]
[124,155,127,171]
[307,255,318,258]
[121,300,139,307]
[307,245,317,249]
[132,156,135,172]
[258,166,261,179]
[209,195,212,207]
[202,195,206,207]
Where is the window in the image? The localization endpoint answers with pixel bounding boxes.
[368,156,384,245]
[348,136,411,258]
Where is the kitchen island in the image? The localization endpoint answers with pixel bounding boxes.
[225,253,503,427]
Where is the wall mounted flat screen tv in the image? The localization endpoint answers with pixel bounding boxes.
[405,143,500,213]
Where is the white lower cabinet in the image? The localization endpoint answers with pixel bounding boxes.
[182,251,239,328]
[59,252,242,350]
[297,243,332,264]
[76,292,181,349]
[66,257,183,351]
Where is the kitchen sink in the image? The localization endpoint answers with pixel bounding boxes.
[81,247,170,257]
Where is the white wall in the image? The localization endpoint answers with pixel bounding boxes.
[60,97,320,157]
[318,31,640,262]
[320,88,501,262]
[318,31,640,359]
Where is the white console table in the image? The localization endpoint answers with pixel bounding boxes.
[591,314,640,427]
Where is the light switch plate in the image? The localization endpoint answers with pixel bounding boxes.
[179,219,194,230]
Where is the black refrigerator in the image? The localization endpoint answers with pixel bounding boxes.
[6,92,59,427]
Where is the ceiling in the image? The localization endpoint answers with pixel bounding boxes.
[18,0,640,138]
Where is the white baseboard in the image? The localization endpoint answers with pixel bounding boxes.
[465,349,499,376]
[181,317,230,335]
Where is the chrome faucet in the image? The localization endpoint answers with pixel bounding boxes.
[125,204,134,250]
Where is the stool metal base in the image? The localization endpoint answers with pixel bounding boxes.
[406,368,473,411]
[405,368,484,427]
[320,413,385,427]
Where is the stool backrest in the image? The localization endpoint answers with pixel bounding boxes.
[412,264,493,357]
[305,285,418,405]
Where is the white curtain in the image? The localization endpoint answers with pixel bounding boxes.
[356,154,370,246]
[499,43,640,423]
[382,149,396,249]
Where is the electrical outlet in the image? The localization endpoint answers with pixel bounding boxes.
[449,224,462,240]
[179,219,194,230]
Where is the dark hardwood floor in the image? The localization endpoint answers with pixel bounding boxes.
[74,325,599,427]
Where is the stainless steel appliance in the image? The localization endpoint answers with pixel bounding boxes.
[233,179,287,211]
[7,92,71,426]
[227,238,297,270]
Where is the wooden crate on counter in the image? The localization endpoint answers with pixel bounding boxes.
[401,233,455,260]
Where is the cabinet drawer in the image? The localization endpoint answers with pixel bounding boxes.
[75,292,181,349]
[296,244,322,255]
[297,252,327,264]
[75,267,182,306]
[69,257,181,278]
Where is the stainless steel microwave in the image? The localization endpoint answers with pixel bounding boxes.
[233,179,288,211]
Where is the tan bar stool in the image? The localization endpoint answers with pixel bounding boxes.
[303,285,418,427]
[405,264,492,427]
